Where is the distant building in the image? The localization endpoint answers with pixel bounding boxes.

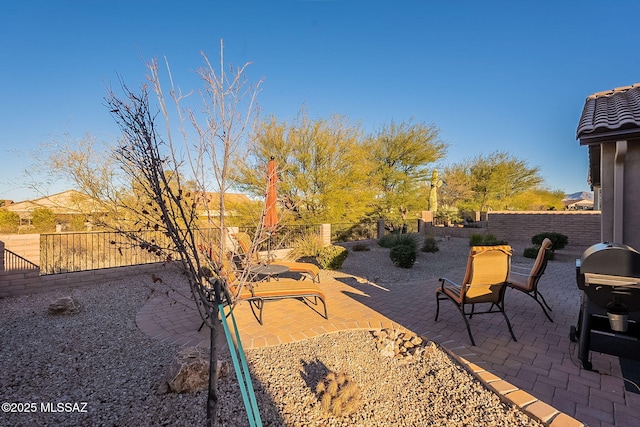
[3,190,104,226]
[562,191,595,210]
[564,199,594,210]
[193,192,254,223]
[2,189,255,229]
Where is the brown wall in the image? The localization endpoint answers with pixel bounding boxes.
[421,211,601,251]
[0,233,40,264]
[486,211,601,250]
[0,263,168,298]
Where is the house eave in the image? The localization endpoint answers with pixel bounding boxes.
[579,128,640,146]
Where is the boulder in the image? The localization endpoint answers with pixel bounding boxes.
[158,347,229,394]
[48,296,81,315]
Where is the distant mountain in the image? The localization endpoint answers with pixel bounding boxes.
[564,191,594,201]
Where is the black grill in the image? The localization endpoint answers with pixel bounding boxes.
[572,242,640,370]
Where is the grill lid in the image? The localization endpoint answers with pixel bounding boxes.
[580,242,640,278]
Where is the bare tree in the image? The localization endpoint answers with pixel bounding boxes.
[106,41,262,426]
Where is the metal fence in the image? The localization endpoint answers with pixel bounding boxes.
[38,223,375,275]
[332,222,378,241]
[3,249,39,272]
[40,230,173,275]
[237,224,322,250]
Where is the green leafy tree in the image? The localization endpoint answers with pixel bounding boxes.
[235,110,373,224]
[510,189,565,211]
[31,207,56,232]
[443,151,544,212]
[439,164,473,209]
[364,120,447,227]
[0,209,20,233]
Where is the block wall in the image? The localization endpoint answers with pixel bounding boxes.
[0,263,168,298]
[486,211,601,249]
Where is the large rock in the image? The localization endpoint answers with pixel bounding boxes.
[373,328,430,363]
[48,296,81,315]
[158,347,229,394]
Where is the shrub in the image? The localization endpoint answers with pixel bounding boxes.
[288,232,324,260]
[469,233,507,246]
[434,206,462,226]
[317,245,348,270]
[390,244,417,268]
[421,236,439,253]
[334,223,375,242]
[0,209,20,233]
[351,243,370,252]
[531,232,568,251]
[378,232,419,250]
[469,233,485,246]
[378,232,399,248]
[32,207,57,233]
[523,246,554,260]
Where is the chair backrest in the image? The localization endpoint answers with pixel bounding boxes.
[463,245,512,303]
[461,245,512,285]
[525,238,552,290]
[232,232,256,258]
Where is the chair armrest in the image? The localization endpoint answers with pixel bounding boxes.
[508,271,529,278]
[510,264,531,273]
[439,277,462,291]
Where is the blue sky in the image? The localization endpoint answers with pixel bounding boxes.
[1,1,638,202]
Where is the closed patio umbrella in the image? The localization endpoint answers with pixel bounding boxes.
[264,157,278,261]
[265,157,278,230]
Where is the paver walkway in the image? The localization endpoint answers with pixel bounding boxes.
[136,249,640,427]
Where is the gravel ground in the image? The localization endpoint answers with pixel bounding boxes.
[0,237,544,426]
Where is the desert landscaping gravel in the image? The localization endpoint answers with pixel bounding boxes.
[0,237,544,426]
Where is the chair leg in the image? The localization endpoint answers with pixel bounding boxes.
[536,290,552,311]
[248,299,264,325]
[498,303,517,342]
[435,289,475,345]
[457,305,476,346]
[301,296,329,320]
[527,291,554,322]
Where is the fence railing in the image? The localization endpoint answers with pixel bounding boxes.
[236,224,323,251]
[332,222,378,241]
[40,230,173,275]
[3,249,39,272]
[38,223,375,275]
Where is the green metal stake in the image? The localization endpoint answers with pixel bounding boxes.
[219,303,262,427]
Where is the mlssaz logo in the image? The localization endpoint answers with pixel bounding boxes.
[40,402,88,413]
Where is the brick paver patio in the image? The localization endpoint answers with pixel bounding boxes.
[136,251,640,427]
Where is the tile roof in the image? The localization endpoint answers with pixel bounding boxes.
[576,83,640,142]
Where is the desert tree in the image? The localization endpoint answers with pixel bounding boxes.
[443,151,546,212]
[24,133,130,228]
[363,120,447,229]
[106,41,262,426]
[234,109,373,224]
[509,188,565,211]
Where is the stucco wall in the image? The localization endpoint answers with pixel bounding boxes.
[599,139,640,250]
